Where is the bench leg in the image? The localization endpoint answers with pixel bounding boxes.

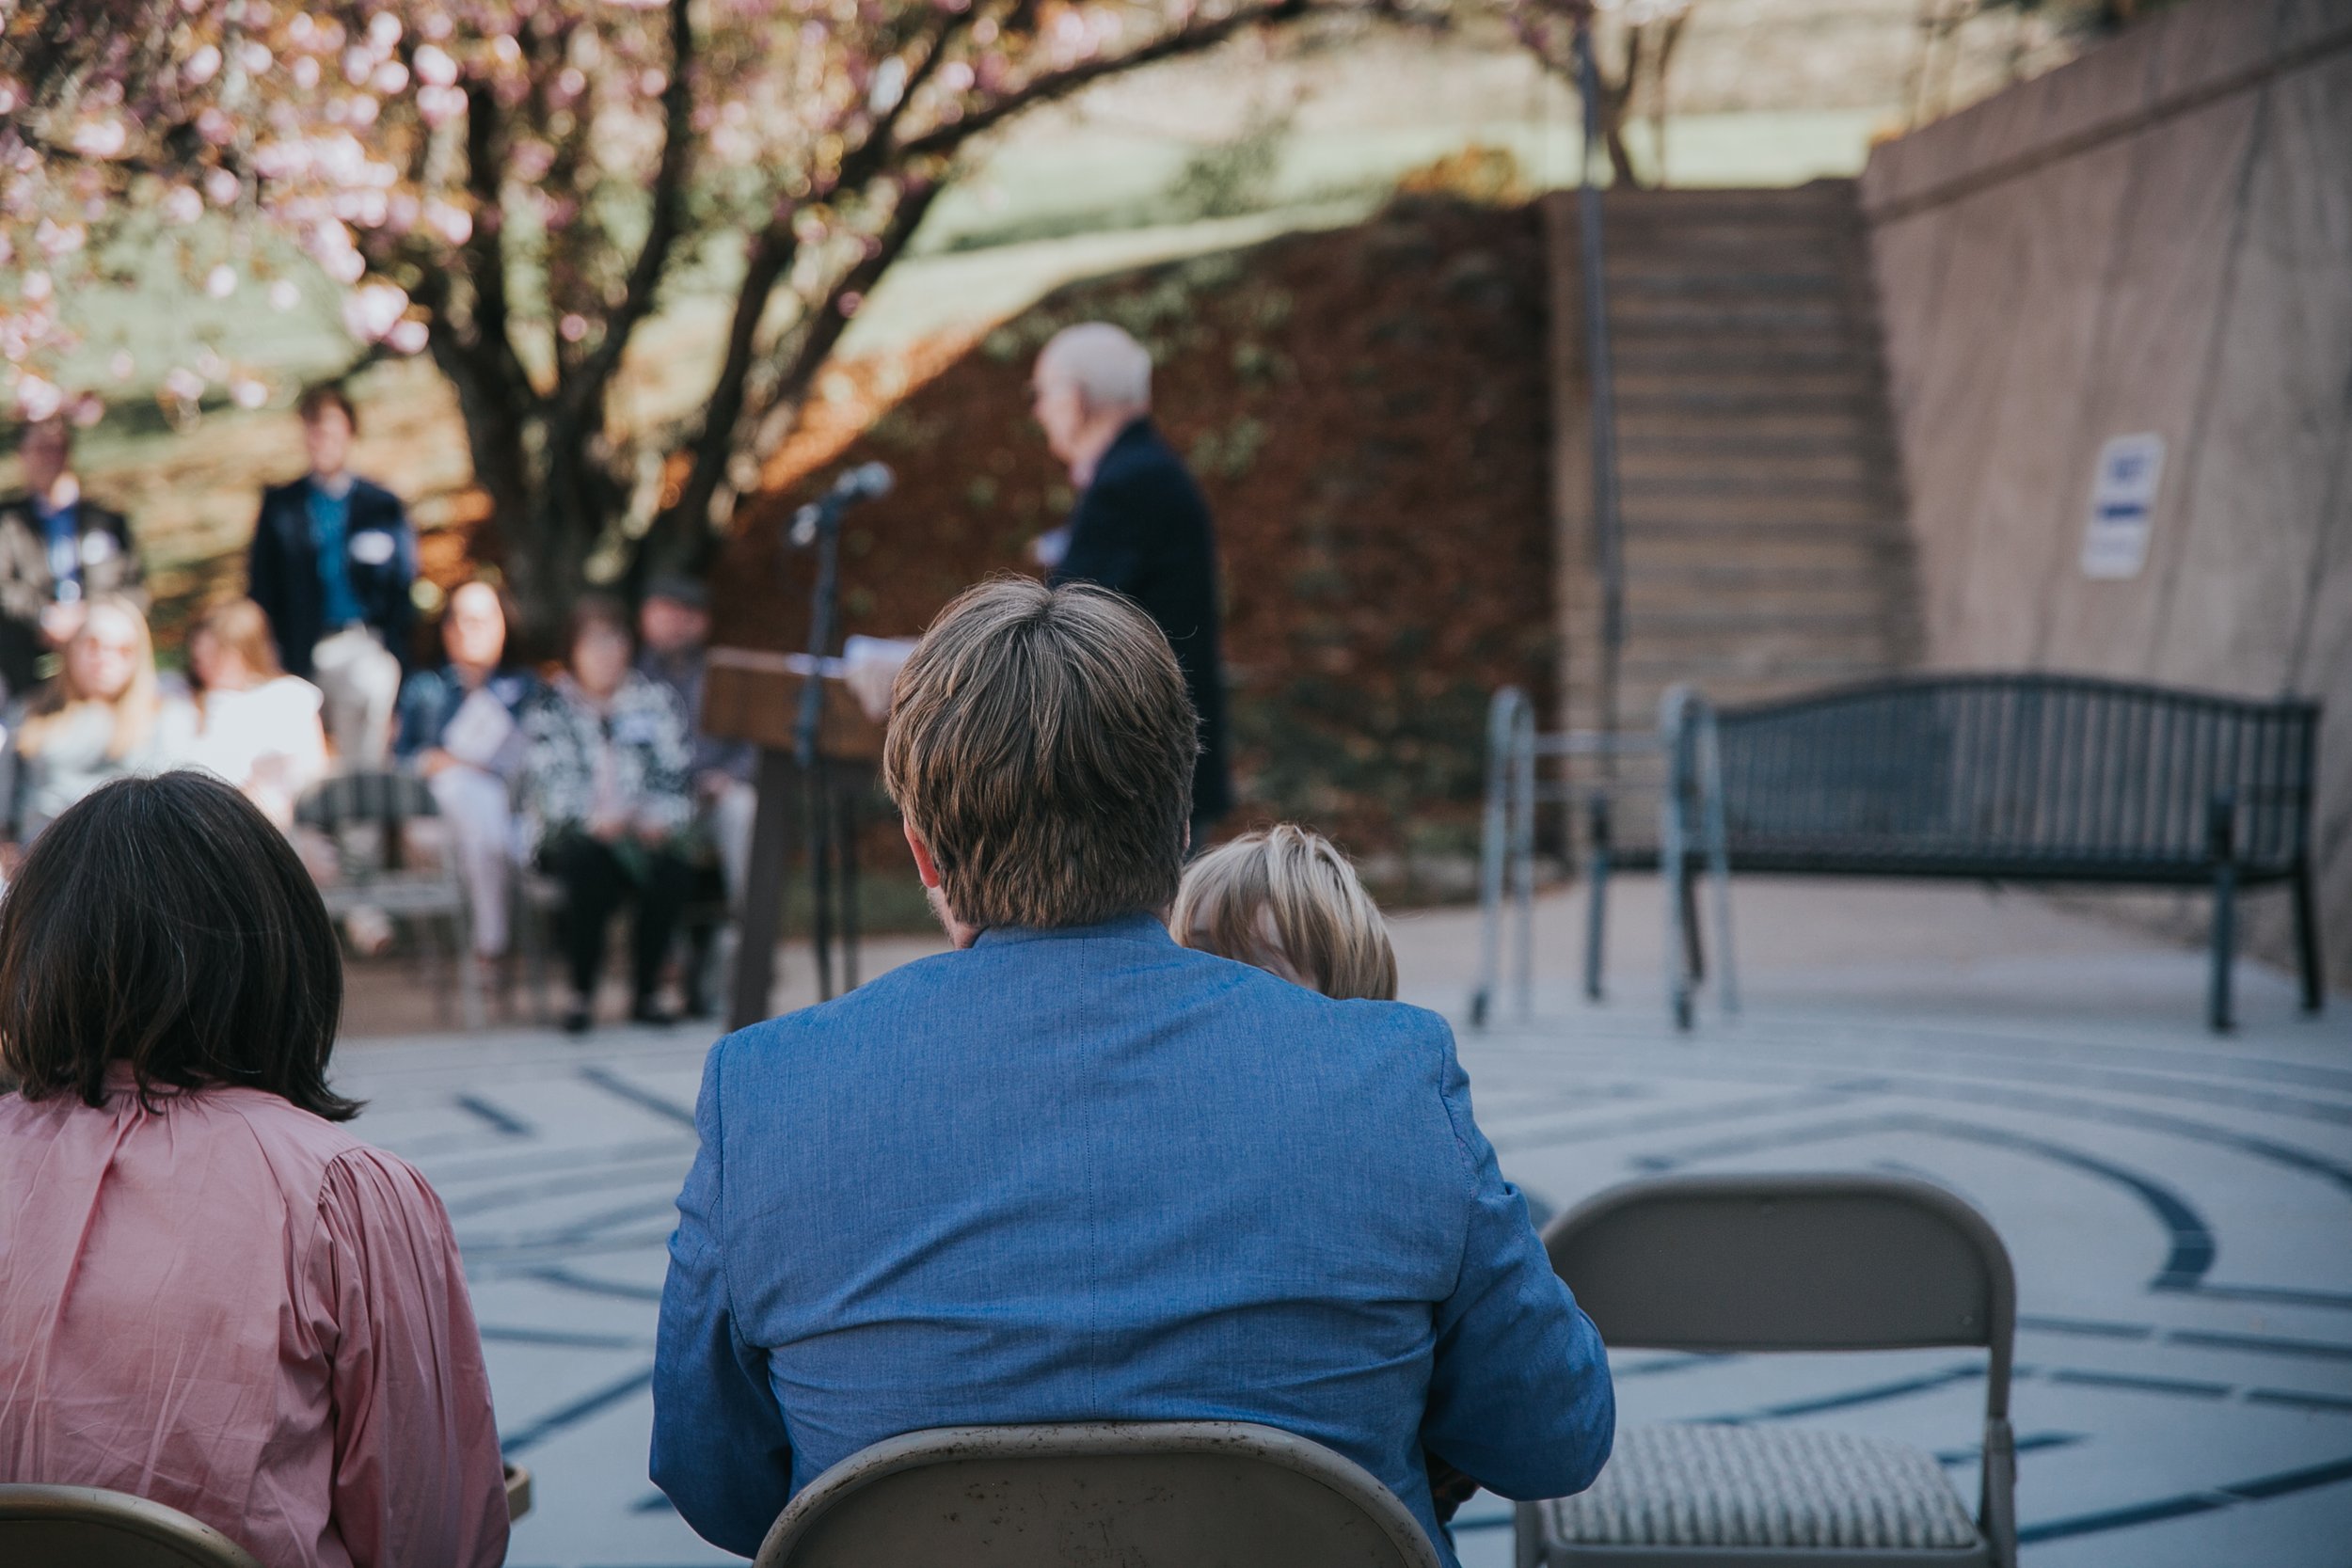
[2293,862,2325,1014]
[2208,795,2238,1035]
[1583,795,1611,1004]
[2209,863,2239,1035]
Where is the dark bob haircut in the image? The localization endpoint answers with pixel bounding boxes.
[0,770,355,1120]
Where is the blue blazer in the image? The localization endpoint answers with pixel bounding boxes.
[246,476,416,677]
[651,916,1613,1560]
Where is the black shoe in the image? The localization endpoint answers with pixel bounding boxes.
[630,996,677,1028]
[561,1002,594,1036]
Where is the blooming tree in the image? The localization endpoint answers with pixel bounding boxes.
[1502,0,1691,188]
[2,0,1412,626]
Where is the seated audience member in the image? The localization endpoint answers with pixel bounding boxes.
[0,770,507,1567]
[0,410,146,703]
[1174,823,1490,1524]
[0,594,196,855]
[397,579,539,974]
[520,594,694,1033]
[635,575,754,1016]
[1173,823,1399,1001]
[188,596,329,829]
[247,384,415,766]
[650,579,1613,1562]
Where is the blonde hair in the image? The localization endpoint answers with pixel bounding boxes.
[1173,825,1397,1001]
[17,594,162,762]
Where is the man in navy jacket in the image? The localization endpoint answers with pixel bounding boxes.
[649,579,1613,1562]
[248,384,416,764]
[1034,322,1232,830]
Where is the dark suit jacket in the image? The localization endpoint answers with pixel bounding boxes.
[247,476,417,679]
[0,494,143,696]
[1048,419,1232,822]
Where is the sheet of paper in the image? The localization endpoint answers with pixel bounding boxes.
[441,688,518,771]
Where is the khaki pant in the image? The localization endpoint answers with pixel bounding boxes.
[427,765,517,958]
[311,627,403,768]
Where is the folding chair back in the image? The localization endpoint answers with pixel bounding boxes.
[1549,1174,2013,1373]
[0,1485,263,1568]
[754,1420,1446,1568]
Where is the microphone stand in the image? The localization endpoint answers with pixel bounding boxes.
[792,489,858,1003]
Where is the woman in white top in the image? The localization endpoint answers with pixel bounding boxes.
[188,597,328,829]
[1,594,199,858]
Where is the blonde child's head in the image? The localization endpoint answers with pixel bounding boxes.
[1173,825,1397,1001]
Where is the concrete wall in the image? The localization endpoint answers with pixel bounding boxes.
[1860,0,2352,993]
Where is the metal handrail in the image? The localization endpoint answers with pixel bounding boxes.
[1471,685,1738,1031]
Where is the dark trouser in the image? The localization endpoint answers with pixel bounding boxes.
[539,831,692,1004]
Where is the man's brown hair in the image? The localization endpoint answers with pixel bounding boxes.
[296,382,358,432]
[883,578,1196,930]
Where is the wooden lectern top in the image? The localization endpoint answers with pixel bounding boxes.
[702,646,887,761]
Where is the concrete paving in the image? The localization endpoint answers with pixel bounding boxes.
[330,877,2350,1565]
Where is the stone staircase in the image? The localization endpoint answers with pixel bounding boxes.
[1546,181,1916,741]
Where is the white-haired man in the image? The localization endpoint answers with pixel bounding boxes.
[1031,322,1232,832]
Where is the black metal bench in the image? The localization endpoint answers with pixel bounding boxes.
[1667,673,2324,1032]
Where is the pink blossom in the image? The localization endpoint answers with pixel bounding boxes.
[185,45,224,87]
[162,366,206,403]
[15,375,63,421]
[414,44,460,88]
[204,167,242,205]
[69,120,128,159]
[162,185,203,224]
[238,41,276,74]
[558,313,588,342]
[387,319,429,354]
[344,46,375,85]
[342,281,410,342]
[269,279,302,310]
[23,272,52,304]
[373,59,410,93]
[232,376,271,407]
[206,264,238,298]
[368,12,403,49]
[110,350,136,381]
[417,84,468,125]
[424,199,473,245]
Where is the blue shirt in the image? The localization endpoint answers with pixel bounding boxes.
[306,479,364,628]
[651,916,1613,1560]
[36,497,80,600]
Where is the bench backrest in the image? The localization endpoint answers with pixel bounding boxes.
[1709,674,2318,873]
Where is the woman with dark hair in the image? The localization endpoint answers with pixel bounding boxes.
[519,594,694,1033]
[0,771,509,1567]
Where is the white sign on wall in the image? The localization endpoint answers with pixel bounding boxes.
[2080,433,2166,580]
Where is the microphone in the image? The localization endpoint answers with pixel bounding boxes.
[789,462,895,546]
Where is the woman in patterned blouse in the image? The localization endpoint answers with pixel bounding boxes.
[519,594,695,1032]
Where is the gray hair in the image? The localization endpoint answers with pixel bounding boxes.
[1036,322,1153,415]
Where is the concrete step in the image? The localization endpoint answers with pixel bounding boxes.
[1621,493,1895,528]
[1616,389,1883,418]
[1615,447,1884,484]
[1605,271,1848,300]
[1613,409,1887,444]
[1619,528,1898,573]
[1608,303,1851,333]
[1613,366,1880,399]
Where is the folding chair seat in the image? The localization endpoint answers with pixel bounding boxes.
[1520,1175,2017,1568]
[0,1484,263,1567]
[1534,1422,1979,1558]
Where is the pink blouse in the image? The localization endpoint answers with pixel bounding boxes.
[0,1071,508,1568]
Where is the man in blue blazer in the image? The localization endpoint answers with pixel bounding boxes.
[247,384,416,764]
[650,580,1613,1561]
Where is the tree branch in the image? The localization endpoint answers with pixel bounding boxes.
[898,0,1320,163]
[554,0,695,430]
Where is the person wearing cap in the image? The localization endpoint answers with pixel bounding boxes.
[0,412,145,703]
[636,575,755,1018]
[247,385,416,767]
[1030,322,1232,839]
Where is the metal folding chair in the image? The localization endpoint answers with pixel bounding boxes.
[294,768,484,1028]
[1522,1175,2017,1568]
[755,1420,1446,1568]
[0,1485,264,1568]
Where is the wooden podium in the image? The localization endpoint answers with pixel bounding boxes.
[702,647,889,1030]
